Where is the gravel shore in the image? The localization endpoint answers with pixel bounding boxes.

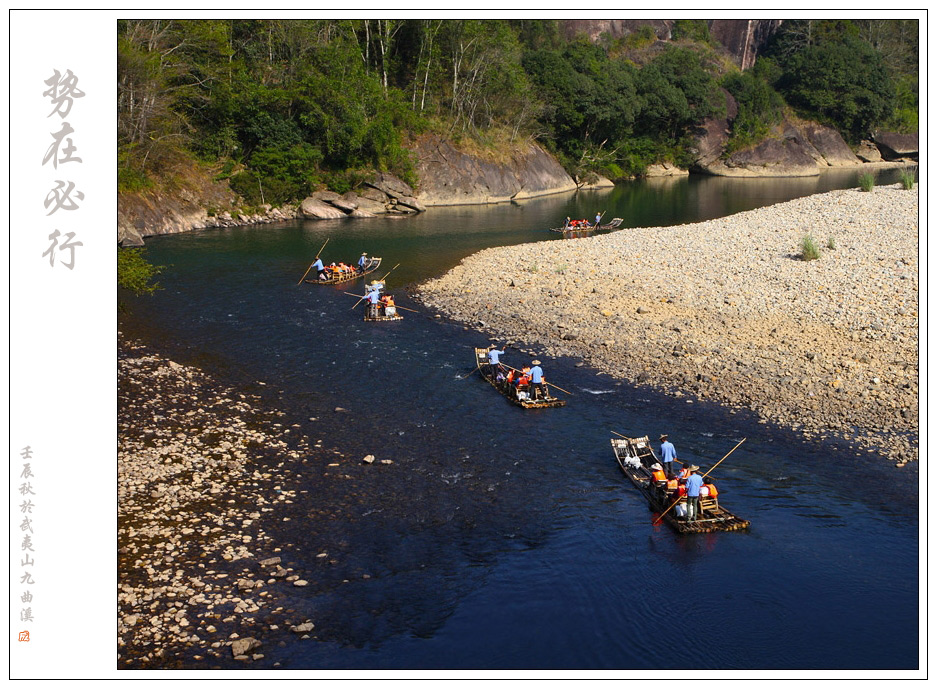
[416,185,919,466]
[118,336,320,667]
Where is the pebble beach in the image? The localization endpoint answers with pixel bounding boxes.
[417,185,919,465]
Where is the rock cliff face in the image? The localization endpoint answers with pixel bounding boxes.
[559,19,783,69]
[410,134,577,206]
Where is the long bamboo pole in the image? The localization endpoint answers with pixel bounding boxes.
[652,438,746,526]
[297,238,329,284]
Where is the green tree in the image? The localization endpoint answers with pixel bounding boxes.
[777,34,894,140]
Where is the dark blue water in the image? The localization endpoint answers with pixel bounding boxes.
[122,170,918,670]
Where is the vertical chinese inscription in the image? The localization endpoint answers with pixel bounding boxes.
[18,447,36,634]
[41,68,85,269]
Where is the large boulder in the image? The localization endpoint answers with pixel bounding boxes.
[801,123,860,167]
[300,197,345,219]
[855,140,883,163]
[395,195,426,212]
[355,196,389,215]
[874,131,918,160]
[365,172,414,200]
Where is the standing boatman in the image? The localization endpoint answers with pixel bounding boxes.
[685,465,703,521]
[595,212,602,227]
[311,256,326,279]
[358,252,369,271]
[364,285,382,318]
[529,359,546,401]
[486,345,505,378]
[660,434,678,477]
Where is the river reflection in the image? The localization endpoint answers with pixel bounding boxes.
[122,169,918,670]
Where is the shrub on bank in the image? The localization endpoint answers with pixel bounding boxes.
[858,172,876,192]
[800,234,821,261]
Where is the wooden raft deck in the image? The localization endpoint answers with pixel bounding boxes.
[611,435,750,534]
[473,348,566,409]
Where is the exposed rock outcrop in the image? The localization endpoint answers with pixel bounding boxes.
[874,131,918,161]
[411,134,577,206]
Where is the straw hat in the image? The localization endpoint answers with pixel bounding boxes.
[361,252,368,256]
[531,359,541,365]
[659,434,668,441]
[688,464,700,472]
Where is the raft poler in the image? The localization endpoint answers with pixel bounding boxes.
[365,284,382,318]
[358,252,369,271]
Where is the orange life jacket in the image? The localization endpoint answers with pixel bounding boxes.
[707,484,718,497]
[651,469,666,482]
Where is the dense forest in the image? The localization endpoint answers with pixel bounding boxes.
[117,19,918,207]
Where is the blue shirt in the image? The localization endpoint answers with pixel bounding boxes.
[359,256,368,267]
[529,365,543,383]
[312,258,324,271]
[366,290,381,304]
[661,441,676,463]
[686,473,703,497]
[488,349,504,365]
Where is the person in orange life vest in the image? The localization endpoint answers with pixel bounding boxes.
[516,368,531,397]
[380,293,395,316]
[650,464,666,483]
[666,473,678,492]
[703,477,718,498]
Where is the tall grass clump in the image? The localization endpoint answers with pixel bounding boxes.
[800,234,821,261]
[827,236,836,250]
[858,172,876,192]
[898,168,917,190]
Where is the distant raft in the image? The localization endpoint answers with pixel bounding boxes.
[549,217,623,239]
[307,257,382,285]
[473,348,566,409]
[611,435,750,534]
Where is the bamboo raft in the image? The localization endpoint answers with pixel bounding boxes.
[550,217,623,239]
[611,435,750,534]
[306,257,382,285]
[363,302,403,322]
[473,348,566,409]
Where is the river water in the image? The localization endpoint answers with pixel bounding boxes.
[120,169,919,671]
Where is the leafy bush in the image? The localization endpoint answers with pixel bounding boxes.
[858,172,876,192]
[800,234,821,261]
[118,248,162,295]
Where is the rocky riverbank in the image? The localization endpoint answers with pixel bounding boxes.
[118,335,324,668]
[416,185,919,466]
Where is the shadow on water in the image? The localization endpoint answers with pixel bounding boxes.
[120,170,918,670]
